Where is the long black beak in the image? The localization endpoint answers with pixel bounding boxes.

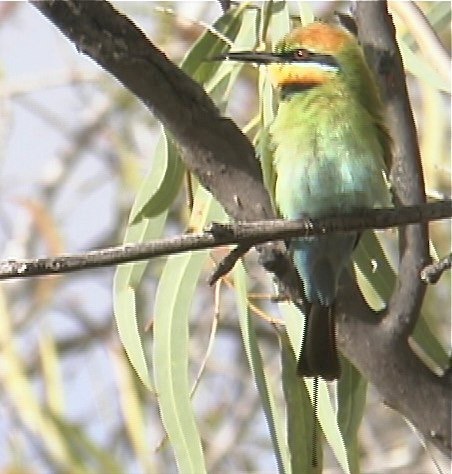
[211,51,280,64]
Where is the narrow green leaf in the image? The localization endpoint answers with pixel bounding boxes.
[47,410,124,474]
[182,4,247,83]
[354,231,395,301]
[256,3,290,209]
[306,378,351,474]
[298,2,315,26]
[39,333,64,416]
[260,0,274,44]
[259,68,275,126]
[268,1,291,48]
[257,69,276,206]
[234,261,291,474]
[337,359,367,474]
[424,1,452,31]
[355,231,448,367]
[280,331,320,473]
[0,289,72,465]
[279,302,304,360]
[153,251,208,474]
[153,187,225,474]
[111,349,155,472]
[113,212,168,391]
[232,6,259,50]
[130,131,184,224]
[398,40,451,93]
[205,7,259,101]
[400,2,451,49]
[282,303,351,474]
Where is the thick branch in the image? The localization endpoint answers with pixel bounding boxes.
[355,2,429,336]
[30,0,305,308]
[30,0,271,222]
[0,202,450,280]
[354,2,449,454]
[336,272,451,456]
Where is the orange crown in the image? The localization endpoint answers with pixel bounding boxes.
[281,22,354,55]
[268,23,355,88]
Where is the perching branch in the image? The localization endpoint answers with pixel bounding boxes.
[29,0,451,456]
[1,201,450,280]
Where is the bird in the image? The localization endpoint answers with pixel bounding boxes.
[216,22,392,380]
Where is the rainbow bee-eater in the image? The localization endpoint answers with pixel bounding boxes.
[218,22,392,380]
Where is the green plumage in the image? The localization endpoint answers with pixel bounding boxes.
[269,28,392,379]
[216,22,392,380]
[271,78,391,221]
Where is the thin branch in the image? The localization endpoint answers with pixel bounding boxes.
[0,202,450,280]
[421,253,452,284]
[209,199,452,283]
[208,243,252,285]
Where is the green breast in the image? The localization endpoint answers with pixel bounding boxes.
[270,86,391,219]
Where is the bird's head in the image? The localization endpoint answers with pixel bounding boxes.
[216,22,361,91]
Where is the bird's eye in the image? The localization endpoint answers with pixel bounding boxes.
[294,49,310,60]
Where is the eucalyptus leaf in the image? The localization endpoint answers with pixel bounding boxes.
[235,261,291,474]
[337,359,367,474]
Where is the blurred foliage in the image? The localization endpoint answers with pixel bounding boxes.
[0,1,450,473]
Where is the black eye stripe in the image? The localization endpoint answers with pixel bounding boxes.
[276,49,340,69]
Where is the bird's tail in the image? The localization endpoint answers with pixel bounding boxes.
[297,303,341,381]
